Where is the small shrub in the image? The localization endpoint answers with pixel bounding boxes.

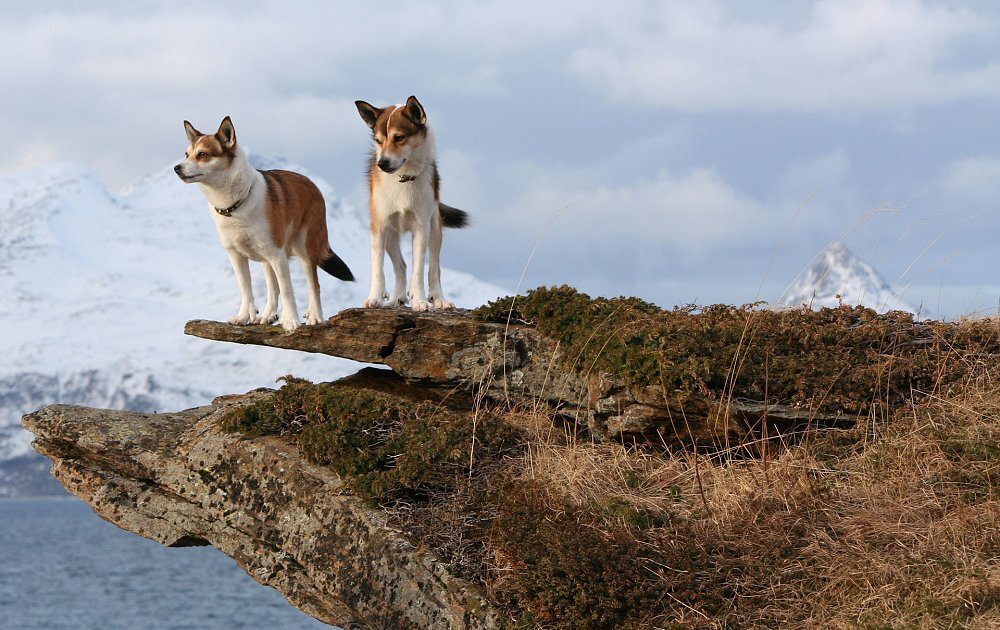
[221,377,522,504]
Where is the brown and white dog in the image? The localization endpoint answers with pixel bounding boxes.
[355,96,467,311]
[174,116,353,331]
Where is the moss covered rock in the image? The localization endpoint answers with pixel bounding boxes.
[221,376,522,504]
[475,286,1000,419]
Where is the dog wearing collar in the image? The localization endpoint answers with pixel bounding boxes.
[174,116,354,331]
[355,96,468,311]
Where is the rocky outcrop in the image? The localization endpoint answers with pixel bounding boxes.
[185,308,845,443]
[23,391,499,629]
[185,309,584,414]
[23,307,850,628]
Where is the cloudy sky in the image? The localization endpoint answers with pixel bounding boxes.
[3,0,1000,317]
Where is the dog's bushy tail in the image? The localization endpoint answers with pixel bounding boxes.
[438,203,469,229]
[319,249,355,281]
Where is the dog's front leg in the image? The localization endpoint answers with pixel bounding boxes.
[255,262,279,324]
[364,225,388,308]
[409,218,430,311]
[385,229,409,306]
[269,254,301,332]
[426,216,454,310]
[226,249,258,325]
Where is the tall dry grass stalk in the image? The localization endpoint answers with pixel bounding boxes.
[498,357,1000,626]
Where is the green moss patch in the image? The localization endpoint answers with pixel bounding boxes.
[475,285,1000,416]
[489,481,718,628]
[220,376,521,504]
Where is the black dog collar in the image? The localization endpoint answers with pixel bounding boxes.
[215,183,253,217]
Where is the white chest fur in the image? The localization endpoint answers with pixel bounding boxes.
[202,175,277,261]
[372,171,436,231]
[211,208,273,261]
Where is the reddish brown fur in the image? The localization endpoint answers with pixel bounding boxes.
[187,135,233,162]
[184,122,237,162]
[259,169,330,266]
[373,107,426,146]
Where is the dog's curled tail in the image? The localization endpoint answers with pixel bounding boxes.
[438,203,469,229]
[319,249,355,281]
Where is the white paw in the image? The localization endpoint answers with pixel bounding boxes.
[280,316,300,332]
[412,299,431,312]
[228,311,256,325]
[254,311,278,325]
[388,292,409,306]
[363,297,384,308]
[431,297,455,310]
[305,312,323,325]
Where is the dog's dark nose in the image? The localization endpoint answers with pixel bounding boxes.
[173,164,183,173]
[377,158,392,172]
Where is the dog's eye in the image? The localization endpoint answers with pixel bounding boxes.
[196,151,207,159]
[393,134,405,144]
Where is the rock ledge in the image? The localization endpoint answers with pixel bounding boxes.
[23,392,500,629]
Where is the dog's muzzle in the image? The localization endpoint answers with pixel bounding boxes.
[174,164,198,182]
[377,157,405,174]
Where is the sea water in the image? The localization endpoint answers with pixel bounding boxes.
[0,499,331,629]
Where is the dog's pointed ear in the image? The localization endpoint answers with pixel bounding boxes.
[355,101,381,129]
[216,116,237,149]
[183,120,201,144]
[404,96,426,126]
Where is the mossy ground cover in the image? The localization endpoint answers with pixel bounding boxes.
[219,376,521,503]
[475,285,1000,416]
[221,289,1000,627]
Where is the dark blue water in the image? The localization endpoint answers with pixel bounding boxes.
[0,499,332,629]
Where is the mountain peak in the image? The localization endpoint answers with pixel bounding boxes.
[776,241,916,314]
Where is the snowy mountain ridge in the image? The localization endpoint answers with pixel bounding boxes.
[776,241,917,315]
[0,158,507,494]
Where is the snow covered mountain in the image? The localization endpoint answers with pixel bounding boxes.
[775,241,916,314]
[0,158,507,496]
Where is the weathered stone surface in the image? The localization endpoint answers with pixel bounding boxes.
[23,395,501,629]
[187,309,594,427]
[185,309,577,396]
[185,309,847,442]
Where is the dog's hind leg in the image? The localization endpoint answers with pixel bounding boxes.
[256,262,279,324]
[300,257,324,325]
[385,229,408,306]
[226,249,258,325]
[268,253,300,331]
[409,218,430,312]
[426,214,453,310]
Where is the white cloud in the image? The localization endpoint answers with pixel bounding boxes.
[0,2,581,186]
[938,156,1000,206]
[776,150,852,196]
[0,1,996,316]
[569,0,1000,112]
[506,167,771,257]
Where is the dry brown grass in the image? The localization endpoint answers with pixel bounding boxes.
[496,366,1000,627]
